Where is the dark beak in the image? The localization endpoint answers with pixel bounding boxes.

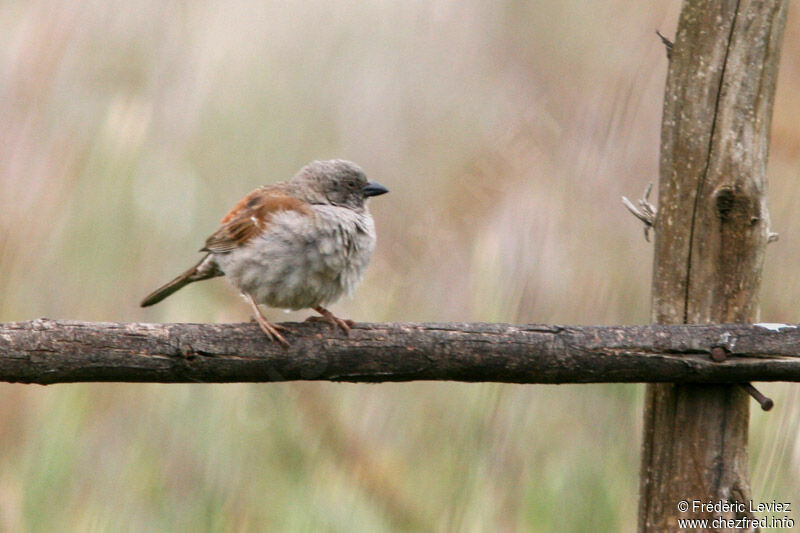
[363,181,389,197]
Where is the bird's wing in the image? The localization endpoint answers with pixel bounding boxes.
[201,187,313,253]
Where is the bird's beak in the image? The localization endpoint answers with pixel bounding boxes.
[363,181,389,197]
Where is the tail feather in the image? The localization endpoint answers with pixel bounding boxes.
[140,255,222,307]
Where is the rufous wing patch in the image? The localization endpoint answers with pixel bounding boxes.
[201,188,313,253]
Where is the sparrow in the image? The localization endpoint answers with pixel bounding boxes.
[140,159,389,347]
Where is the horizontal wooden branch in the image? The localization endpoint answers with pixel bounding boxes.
[2,319,800,385]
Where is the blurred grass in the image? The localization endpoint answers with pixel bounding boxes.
[1,0,799,531]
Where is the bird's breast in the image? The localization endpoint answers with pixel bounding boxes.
[216,206,376,310]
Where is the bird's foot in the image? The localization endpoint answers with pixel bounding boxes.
[308,306,354,335]
[245,293,290,348]
[253,313,290,348]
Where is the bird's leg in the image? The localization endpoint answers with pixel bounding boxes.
[308,306,354,335]
[245,294,290,347]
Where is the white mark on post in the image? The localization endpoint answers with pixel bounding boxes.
[754,323,798,332]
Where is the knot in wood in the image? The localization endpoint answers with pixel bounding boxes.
[714,186,737,222]
[713,185,760,227]
[710,346,728,362]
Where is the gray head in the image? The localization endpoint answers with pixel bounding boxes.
[292,159,389,209]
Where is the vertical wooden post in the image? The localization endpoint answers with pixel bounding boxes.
[639,0,788,531]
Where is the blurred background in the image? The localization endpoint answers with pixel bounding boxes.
[1,0,799,530]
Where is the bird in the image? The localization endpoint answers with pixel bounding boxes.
[140,159,389,347]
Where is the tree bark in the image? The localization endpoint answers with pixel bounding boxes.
[1,319,800,384]
[640,0,788,531]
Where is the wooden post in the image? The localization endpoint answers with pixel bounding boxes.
[639,0,788,531]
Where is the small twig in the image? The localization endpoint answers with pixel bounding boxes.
[622,183,657,241]
[740,383,774,411]
[656,30,674,60]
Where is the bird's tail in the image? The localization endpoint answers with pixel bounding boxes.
[140,255,222,307]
